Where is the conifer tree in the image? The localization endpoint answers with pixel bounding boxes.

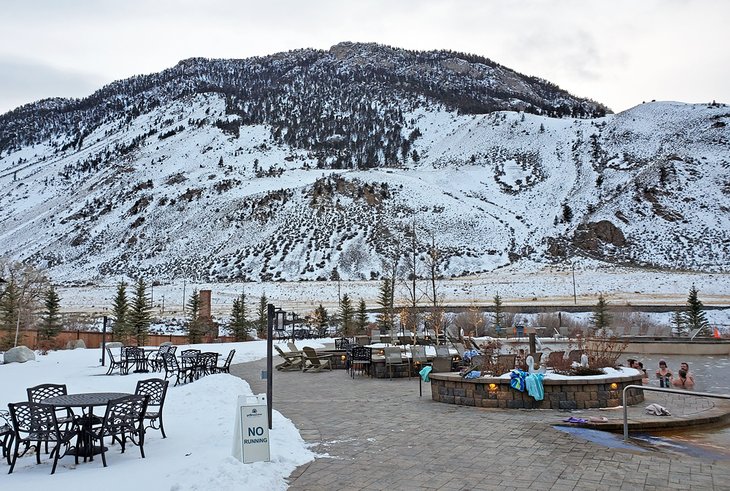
[339,293,354,337]
[110,281,129,342]
[591,293,611,333]
[376,277,394,332]
[38,284,62,342]
[685,284,709,336]
[256,294,268,339]
[128,277,152,346]
[671,309,686,336]
[356,298,368,334]
[185,289,205,343]
[492,293,504,335]
[230,291,249,341]
[0,279,19,349]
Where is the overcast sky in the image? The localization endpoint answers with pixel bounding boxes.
[1,0,728,115]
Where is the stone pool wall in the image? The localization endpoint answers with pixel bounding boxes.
[430,372,645,410]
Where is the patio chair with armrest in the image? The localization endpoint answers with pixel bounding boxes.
[274,345,303,371]
[105,347,129,375]
[161,352,196,386]
[26,384,77,452]
[7,402,78,474]
[384,347,408,380]
[546,351,566,368]
[286,342,301,355]
[349,345,371,378]
[0,409,13,465]
[214,349,236,374]
[135,378,169,438]
[197,352,219,378]
[302,347,332,373]
[86,394,148,468]
[148,345,176,372]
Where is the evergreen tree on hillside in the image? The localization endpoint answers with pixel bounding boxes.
[38,285,62,342]
[0,279,19,349]
[671,309,687,337]
[685,284,709,336]
[110,281,130,342]
[256,294,268,339]
[128,278,152,346]
[339,293,354,337]
[492,293,504,336]
[356,298,368,334]
[376,277,394,332]
[230,291,249,341]
[185,289,205,343]
[591,293,611,333]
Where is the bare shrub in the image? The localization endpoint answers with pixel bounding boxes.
[580,333,628,369]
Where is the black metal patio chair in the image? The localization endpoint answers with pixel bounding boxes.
[214,349,236,374]
[86,394,149,468]
[26,384,76,452]
[0,410,13,465]
[162,352,196,386]
[105,347,129,375]
[7,402,77,474]
[350,345,371,378]
[135,378,169,439]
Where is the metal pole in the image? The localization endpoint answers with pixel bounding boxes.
[571,262,577,305]
[101,316,108,366]
[622,384,730,440]
[266,304,274,430]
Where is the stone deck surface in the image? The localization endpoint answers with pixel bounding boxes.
[231,357,730,491]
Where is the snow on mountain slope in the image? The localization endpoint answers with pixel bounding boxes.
[0,45,728,284]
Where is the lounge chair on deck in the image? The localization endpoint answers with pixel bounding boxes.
[302,347,332,372]
[274,346,303,371]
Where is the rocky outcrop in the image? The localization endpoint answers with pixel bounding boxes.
[572,220,626,251]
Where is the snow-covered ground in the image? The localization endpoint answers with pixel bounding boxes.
[0,340,328,489]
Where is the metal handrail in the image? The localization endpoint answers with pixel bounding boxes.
[622,385,730,440]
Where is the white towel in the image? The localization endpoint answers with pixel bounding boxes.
[645,403,671,416]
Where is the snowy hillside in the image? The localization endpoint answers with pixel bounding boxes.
[0,43,728,283]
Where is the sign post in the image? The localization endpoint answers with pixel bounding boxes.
[233,394,270,463]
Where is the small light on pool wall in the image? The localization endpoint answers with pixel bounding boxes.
[488,383,498,391]
[341,355,346,362]
[610,383,618,390]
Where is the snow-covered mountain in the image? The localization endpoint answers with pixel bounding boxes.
[0,42,728,283]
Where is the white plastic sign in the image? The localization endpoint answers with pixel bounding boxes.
[232,394,270,463]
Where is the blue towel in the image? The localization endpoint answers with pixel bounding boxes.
[525,373,545,401]
[419,365,433,382]
[464,370,481,379]
[463,349,479,361]
[510,369,527,392]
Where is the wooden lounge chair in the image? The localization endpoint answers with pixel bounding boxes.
[274,345,303,371]
[302,347,332,372]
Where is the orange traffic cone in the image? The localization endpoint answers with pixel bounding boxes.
[713,327,721,339]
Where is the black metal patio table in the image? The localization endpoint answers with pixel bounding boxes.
[41,392,131,459]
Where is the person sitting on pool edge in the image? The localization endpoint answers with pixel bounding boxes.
[672,362,695,389]
[656,359,673,387]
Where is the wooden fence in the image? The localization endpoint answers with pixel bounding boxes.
[16,329,238,350]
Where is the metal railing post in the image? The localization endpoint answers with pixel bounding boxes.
[622,385,730,440]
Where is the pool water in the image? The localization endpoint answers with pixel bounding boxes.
[623,352,730,459]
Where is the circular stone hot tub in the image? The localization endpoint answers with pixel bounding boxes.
[429,371,644,410]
